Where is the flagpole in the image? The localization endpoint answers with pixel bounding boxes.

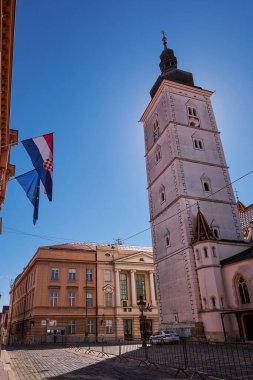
[0,132,55,150]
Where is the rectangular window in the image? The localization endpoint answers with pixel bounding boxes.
[50,291,58,307]
[68,320,76,334]
[86,293,93,308]
[51,268,59,280]
[104,270,112,282]
[68,291,76,307]
[105,319,113,334]
[105,292,112,307]
[86,268,92,281]
[120,273,128,300]
[136,274,146,300]
[87,319,95,334]
[68,269,76,281]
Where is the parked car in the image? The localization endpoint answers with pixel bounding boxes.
[149,330,180,344]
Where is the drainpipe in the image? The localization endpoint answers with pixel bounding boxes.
[95,246,98,341]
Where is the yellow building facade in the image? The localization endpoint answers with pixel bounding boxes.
[0,0,18,215]
[8,243,159,343]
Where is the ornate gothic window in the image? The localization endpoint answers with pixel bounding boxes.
[238,277,250,304]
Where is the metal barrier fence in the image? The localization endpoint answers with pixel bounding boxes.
[66,338,253,379]
[7,338,253,379]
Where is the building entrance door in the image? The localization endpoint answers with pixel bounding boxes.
[140,318,152,338]
[243,314,253,340]
[123,319,132,339]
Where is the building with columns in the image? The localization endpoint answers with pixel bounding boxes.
[0,0,18,216]
[8,242,159,344]
[140,35,253,341]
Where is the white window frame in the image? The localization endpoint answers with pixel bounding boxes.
[68,268,76,281]
[104,270,112,282]
[105,319,113,334]
[86,292,93,308]
[68,291,76,307]
[68,320,76,334]
[86,268,92,281]
[87,319,95,334]
[50,291,58,307]
[105,292,112,307]
[51,268,59,281]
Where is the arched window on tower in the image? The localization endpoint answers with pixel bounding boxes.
[203,182,210,192]
[203,247,208,258]
[238,276,251,304]
[153,119,160,142]
[159,185,166,204]
[212,246,217,258]
[211,297,216,309]
[164,229,171,247]
[202,297,207,310]
[187,103,200,127]
[155,145,162,163]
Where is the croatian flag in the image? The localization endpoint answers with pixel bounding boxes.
[15,169,40,225]
[21,133,53,201]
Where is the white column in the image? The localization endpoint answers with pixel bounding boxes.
[115,269,121,307]
[149,271,157,306]
[130,270,137,306]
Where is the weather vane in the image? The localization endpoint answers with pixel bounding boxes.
[161,30,167,48]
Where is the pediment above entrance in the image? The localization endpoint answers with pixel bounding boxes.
[114,251,153,265]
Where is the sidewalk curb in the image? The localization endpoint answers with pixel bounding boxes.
[1,349,17,380]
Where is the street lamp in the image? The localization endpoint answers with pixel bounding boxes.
[137,295,147,347]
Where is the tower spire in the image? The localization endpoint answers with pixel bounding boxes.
[149,33,194,98]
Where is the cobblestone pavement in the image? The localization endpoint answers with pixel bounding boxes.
[4,347,184,380]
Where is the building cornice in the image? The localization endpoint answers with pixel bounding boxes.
[144,120,220,158]
[150,195,237,224]
[147,156,228,190]
[140,80,214,123]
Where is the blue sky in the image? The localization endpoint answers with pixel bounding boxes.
[1,0,253,307]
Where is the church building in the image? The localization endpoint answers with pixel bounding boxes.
[140,35,253,341]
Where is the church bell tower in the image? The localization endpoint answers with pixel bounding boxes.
[140,34,243,330]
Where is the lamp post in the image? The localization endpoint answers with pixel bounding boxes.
[137,295,147,347]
